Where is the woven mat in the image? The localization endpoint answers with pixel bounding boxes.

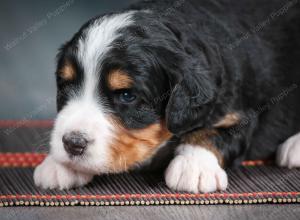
[0,121,299,207]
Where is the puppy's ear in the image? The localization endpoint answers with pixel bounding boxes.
[162,22,223,135]
[165,67,217,136]
[143,20,221,135]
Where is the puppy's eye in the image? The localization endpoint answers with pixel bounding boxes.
[118,90,137,103]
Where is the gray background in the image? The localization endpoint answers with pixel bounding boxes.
[0,0,137,119]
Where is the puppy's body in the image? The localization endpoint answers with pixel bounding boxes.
[132,0,300,163]
[34,0,300,192]
[138,0,300,169]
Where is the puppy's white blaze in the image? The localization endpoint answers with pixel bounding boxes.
[51,12,135,173]
[77,12,135,98]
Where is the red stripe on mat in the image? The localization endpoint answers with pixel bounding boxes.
[0,153,270,167]
[1,192,299,200]
[0,153,46,167]
[0,120,53,128]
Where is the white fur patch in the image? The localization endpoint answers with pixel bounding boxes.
[165,144,228,193]
[277,132,300,168]
[34,156,93,190]
[34,12,136,189]
[50,97,113,173]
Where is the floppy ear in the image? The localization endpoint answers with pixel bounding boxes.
[165,61,218,136]
[139,19,221,135]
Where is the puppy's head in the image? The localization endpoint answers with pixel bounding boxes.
[51,11,218,173]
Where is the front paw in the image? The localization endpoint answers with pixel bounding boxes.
[277,133,300,168]
[165,144,228,193]
[34,156,93,190]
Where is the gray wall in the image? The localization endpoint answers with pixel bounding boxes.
[0,0,137,119]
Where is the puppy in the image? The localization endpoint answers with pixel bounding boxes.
[34,0,300,193]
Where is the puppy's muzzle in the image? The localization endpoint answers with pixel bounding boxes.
[62,131,90,156]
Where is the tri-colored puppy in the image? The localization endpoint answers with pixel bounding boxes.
[34,0,300,193]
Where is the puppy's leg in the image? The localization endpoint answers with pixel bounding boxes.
[34,155,93,190]
[277,132,300,168]
[165,130,228,193]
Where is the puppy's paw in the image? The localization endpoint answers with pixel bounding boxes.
[277,133,300,168]
[34,156,93,190]
[165,144,228,193]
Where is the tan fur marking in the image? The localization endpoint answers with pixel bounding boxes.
[107,70,133,90]
[59,62,76,80]
[213,112,240,128]
[108,118,172,172]
[181,129,224,167]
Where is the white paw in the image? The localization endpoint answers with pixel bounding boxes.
[165,144,228,193]
[34,156,93,190]
[277,133,300,168]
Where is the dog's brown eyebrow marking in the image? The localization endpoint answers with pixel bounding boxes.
[58,61,76,80]
[213,112,240,128]
[107,69,133,90]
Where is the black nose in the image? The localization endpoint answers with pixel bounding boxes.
[62,132,88,156]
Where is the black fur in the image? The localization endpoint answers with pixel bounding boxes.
[56,0,300,167]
